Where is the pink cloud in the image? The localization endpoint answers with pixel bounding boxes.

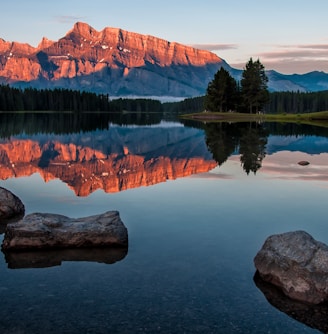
[256,44,328,73]
[191,43,238,51]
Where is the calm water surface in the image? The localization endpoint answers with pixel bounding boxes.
[0,113,327,333]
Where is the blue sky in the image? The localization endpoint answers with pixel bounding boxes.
[1,0,328,74]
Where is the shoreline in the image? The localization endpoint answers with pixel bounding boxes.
[180,111,328,127]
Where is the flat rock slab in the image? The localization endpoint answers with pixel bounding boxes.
[0,187,25,222]
[2,211,128,250]
[254,231,328,304]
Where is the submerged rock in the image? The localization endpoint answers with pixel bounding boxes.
[0,187,25,222]
[298,161,310,166]
[254,230,328,304]
[2,211,128,250]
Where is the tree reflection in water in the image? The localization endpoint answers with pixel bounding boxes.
[204,122,268,175]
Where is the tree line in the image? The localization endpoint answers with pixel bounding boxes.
[2,73,328,115]
[0,85,111,112]
[168,91,328,115]
[0,85,162,113]
[265,90,328,114]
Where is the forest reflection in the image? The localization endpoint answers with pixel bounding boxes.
[0,111,164,138]
[204,122,268,175]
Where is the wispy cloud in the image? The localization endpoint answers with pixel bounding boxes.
[189,172,233,180]
[294,44,328,50]
[256,44,328,73]
[55,15,86,24]
[260,45,328,61]
[190,43,238,52]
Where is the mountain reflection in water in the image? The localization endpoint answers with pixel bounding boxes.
[0,113,327,196]
[0,113,218,196]
[0,113,327,334]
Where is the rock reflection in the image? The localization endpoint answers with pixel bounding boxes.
[254,271,328,333]
[3,247,128,269]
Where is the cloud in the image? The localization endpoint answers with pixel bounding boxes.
[260,48,328,61]
[55,15,86,24]
[189,171,233,180]
[190,43,238,51]
[253,44,328,74]
[297,44,328,50]
[233,151,328,182]
[229,44,328,74]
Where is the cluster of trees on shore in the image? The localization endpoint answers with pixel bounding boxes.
[205,58,269,113]
[205,58,328,114]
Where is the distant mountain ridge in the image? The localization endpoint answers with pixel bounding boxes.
[0,22,328,97]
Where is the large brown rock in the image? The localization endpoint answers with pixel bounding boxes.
[2,211,128,250]
[0,187,25,222]
[254,231,328,304]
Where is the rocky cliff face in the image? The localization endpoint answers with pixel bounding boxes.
[0,126,217,196]
[1,22,328,95]
[0,22,227,97]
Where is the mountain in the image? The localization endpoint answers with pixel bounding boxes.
[1,22,328,97]
[0,22,228,97]
[266,70,328,92]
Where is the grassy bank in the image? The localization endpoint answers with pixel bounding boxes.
[180,110,328,127]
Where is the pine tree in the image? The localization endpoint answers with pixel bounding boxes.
[241,58,269,113]
[205,67,238,112]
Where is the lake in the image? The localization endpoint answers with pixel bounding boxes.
[0,113,327,334]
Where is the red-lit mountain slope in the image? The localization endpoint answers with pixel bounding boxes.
[0,22,228,97]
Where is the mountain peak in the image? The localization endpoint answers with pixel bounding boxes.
[69,21,98,39]
[0,21,227,96]
[37,37,54,50]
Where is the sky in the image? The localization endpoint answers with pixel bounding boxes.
[1,0,328,74]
